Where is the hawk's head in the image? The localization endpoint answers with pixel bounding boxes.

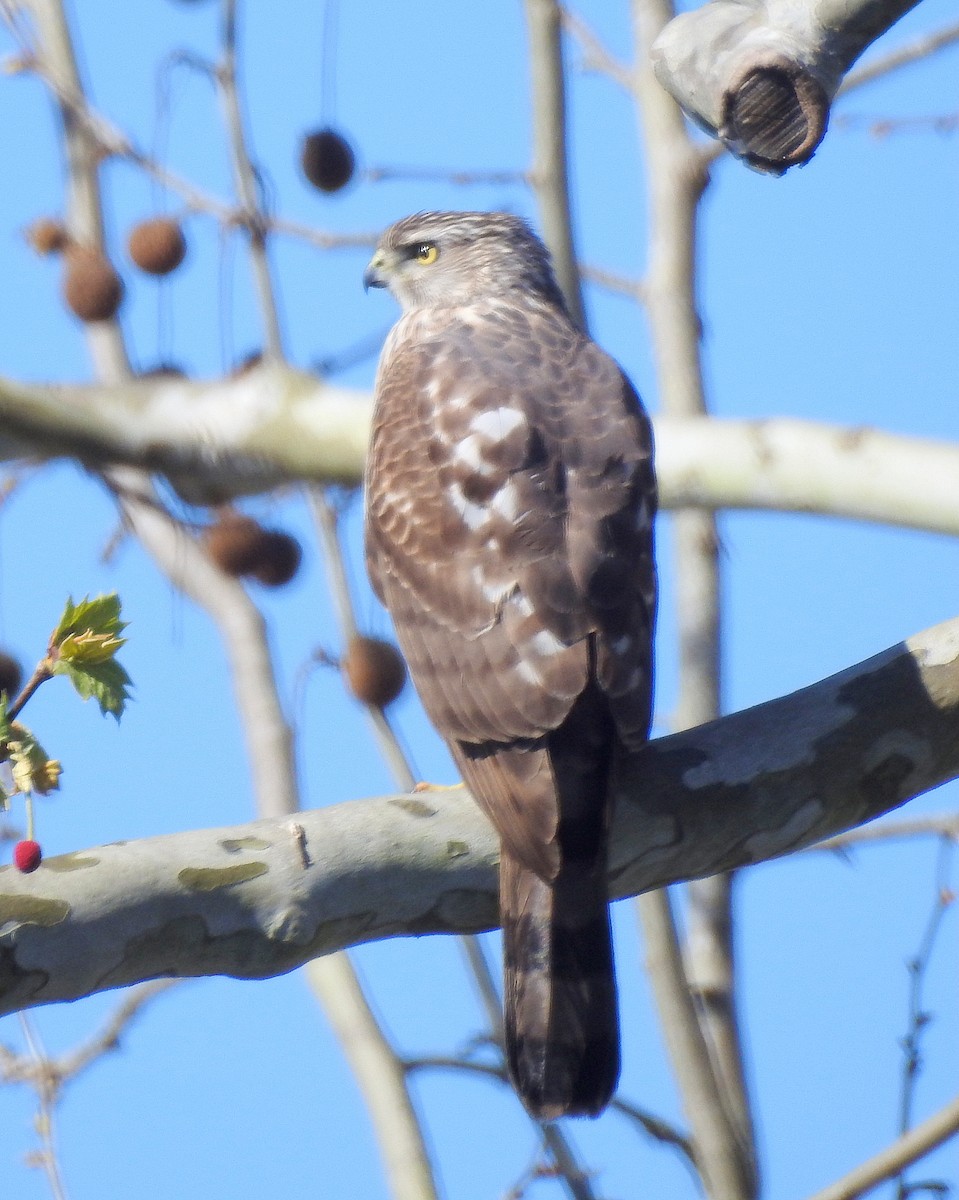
[364,211,566,312]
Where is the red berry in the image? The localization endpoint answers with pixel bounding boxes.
[14,840,42,873]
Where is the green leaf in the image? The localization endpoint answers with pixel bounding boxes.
[0,694,10,747]
[54,657,132,721]
[50,594,132,720]
[52,594,127,649]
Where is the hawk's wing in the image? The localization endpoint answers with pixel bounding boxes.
[365,302,656,874]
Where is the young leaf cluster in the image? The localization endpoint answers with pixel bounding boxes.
[0,594,132,813]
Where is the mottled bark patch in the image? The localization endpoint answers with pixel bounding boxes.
[178,863,268,892]
[0,895,70,925]
[43,853,100,872]
[219,837,272,853]
[390,797,437,818]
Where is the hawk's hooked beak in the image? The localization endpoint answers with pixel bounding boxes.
[363,250,388,292]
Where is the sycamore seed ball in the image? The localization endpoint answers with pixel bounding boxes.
[0,651,23,698]
[26,217,69,257]
[249,531,302,588]
[62,247,124,322]
[127,217,187,276]
[343,636,407,708]
[300,127,356,194]
[203,514,268,577]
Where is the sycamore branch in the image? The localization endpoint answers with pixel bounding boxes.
[1,613,957,1017]
[651,0,944,173]
[2,369,959,535]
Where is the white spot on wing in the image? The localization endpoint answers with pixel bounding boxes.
[490,484,518,520]
[470,565,511,603]
[469,407,527,440]
[530,629,565,657]
[515,660,544,686]
[455,434,495,476]
[446,484,489,531]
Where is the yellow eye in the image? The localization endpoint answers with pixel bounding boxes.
[415,243,438,265]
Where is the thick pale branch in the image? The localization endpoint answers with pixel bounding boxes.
[3,373,959,535]
[0,367,372,504]
[651,0,928,172]
[2,614,958,1017]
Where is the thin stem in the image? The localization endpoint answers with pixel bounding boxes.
[839,20,959,95]
[895,840,955,1198]
[17,1014,68,1200]
[307,487,416,790]
[806,1095,959,1200]
[305,957,439,1200]
[524,0,586,328]
[813,816,959,852]
[7,661,53,721]
[216,0,284,359]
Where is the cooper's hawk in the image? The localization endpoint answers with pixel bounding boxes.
[363,211,657,1120]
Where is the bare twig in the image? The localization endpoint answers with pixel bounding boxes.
[0,7,377,255]
[305,957,439,1200]
[814,815,959,853]
[13,1015,68,1200]
[524,0,585,328]
[839,20,959,95]
[406,1054,696,1171]
[216,0,284,360]
[57,981,180,1079]
[363,164,528,187]
[560,6,635,92]
[805,1095,959,1200]
[895,841,955,1198]
[307,488,417,790]
[578,262,647,302]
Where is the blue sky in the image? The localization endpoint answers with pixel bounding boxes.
[0,2,957,1197]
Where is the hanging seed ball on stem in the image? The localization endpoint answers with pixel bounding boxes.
[249,531,302,588]
[300,127,356,193]
[203,513,269,577]
[62,246,124,322]
[127,217,187,276]
[342,635,407,708]
[26,217,70,257]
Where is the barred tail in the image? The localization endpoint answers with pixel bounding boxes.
[500,851,619,1120]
